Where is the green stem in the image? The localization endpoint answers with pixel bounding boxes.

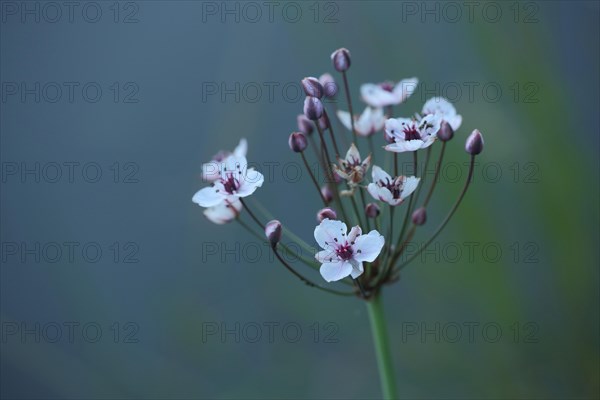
[366,292,398,400]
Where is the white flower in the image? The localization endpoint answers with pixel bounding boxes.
[192,155,264,208]
[314,219,385,282]
[201,138,248,182]
[367,166,420,206]
[384,113,441,153]
[333,143,371,187]
[337,107,385,137]
[421,97,462,131]
[203,199,242,225]
[360,78,418,108]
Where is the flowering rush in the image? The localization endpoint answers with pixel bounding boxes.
[191,47,486,399]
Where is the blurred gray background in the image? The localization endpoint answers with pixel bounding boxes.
[1,1,599,399]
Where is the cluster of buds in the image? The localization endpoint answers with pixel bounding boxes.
[192,48,484,300]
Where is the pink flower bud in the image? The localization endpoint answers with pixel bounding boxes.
[297,114,314,135]
[412,207,427,226]
[465,129,484,155]
[304,96,323,120]
[319,73,338,97]
[365,203,380,218]
[317,207,337,222]
[331,48,351,72]
[437,120,454,142]
[321,185,333,204]
[265,220,282,246]
[288,132,308,153]
[301,77,324,99]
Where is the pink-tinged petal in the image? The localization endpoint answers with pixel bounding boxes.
[349,259,364,279]
[336,110,353,131]
[400,176,420,200]
[447,114,462,131]
[320,260,353,282]
[233,138,248,158]
[384,140,425,153]
[238,168,264,195]
[421,136,436,149]
[353,230,385,262]
[345,143,361,164]
[371,165,391,183]
[419,113,442,137]
[371,108,386,131]
[201,161,221,182]
[203,200,241,224]
[192,185,227,208]
[384,118,410,141]
[220,156,248,180]
[347,226,363,244]
[361,83,397,108]
[314,219,348,250]
[422,97,455,116]
[367,183,394,204]
[316,249,338,263]
[392,77,419,103]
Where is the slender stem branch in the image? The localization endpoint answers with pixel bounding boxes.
[341,71,357,140]
[301,151,327,206]
[359,188,371,231]
[423,142,446,208]
[366,292,398,400]
[349,194,364,228]
[396,155,477,271]
[272,244,356,296]
[368,135,375,164]
[240,198,264,229]
[323,109,341,157]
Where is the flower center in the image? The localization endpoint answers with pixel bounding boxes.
[380,81,394,92]
[336,244,354,261]
[402,125,421,141]
[379,178,402,199]
[222,173,240,194]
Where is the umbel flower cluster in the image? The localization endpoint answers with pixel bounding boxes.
[193,48,484,299]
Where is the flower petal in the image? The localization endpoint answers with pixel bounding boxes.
[314,219,348,250]
[201,161,221,182]
[367,182,394,204]
[393,77,419,103]
[192,185,227,208]
[353,230,385,262]
[336,110,353,132]
[316,249,338,263]
[361,83,397,108]
[320,260,353,282]
[349,259,364,279]
[400,176,420,200]
[371,165,391,183]
[384,140,425,153]
[233,138,248,158]
[347,226,363,245]
[203,199,242,224]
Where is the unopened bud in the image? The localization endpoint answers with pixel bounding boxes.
[437,120,454,142]
[301,77,324,99]
[304,96,323,120]
[318,112,329,131]
[331,48,351,72]
[465,129,484,155]
[297,114,314,135]
[317,207,337,222]
[412,207,427,226]
[288,132,308,153]
[321,185,333,204]
[265,220,282,246]
[319,73,338,97]
[365,203,380,218]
